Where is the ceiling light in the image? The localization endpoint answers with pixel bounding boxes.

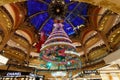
[46,62,52,69]
[51,71,67,77]
[0,54,9,65]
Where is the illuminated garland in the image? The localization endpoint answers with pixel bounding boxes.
[40,23,81,70]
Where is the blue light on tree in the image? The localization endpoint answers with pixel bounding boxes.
[67,61,71,66]
[46,62,52,69]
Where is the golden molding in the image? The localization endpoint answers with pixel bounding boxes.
[78,0,120,14]
[88,48,107,61]
[0,0,26,6]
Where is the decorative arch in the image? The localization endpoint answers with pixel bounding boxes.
[78,0,120,15]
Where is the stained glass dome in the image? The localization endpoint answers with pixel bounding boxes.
[27,0,88,36]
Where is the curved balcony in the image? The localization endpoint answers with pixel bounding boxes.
[3,3,26,28]
[97,11,118,34]
[87,40,105,53]
[83,30,98,44]
[88,44,108,61]
[107,22,120,49]
[16,25,38,45]
[0,3,27,51]
[3,46,27,64]
[11,33,30,49]
[85,35,100,48]
[0,8,13,51]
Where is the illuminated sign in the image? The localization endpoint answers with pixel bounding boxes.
[6,72,21,76]
[29,73,36,77]
[83,70,99,74]
[0,54,8,65]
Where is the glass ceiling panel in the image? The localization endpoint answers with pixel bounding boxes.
[64,0,70,3]
[71,16,85,27]
[41,18,54,36]
[27,0,48,16]
[63,22,75,35]
[31,12,49,30]
[45,0,51,3]
[77,3,88,15]
[27,0,88,35]
[68,2,78,11]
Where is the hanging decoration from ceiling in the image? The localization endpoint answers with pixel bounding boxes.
[40,22,81,70]
[48,0,67,19]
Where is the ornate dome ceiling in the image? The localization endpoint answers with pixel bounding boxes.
[0,0,120,79]
[27,0,88,35]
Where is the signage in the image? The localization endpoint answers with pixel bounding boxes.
[83,70,99,74]
[6,72,21,76]
[0,54,9,65]
[29,73,36,77]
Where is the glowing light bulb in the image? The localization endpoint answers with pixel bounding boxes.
[46,62,52,69]
[67,62,71,66]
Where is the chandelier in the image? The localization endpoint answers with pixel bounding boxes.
[40,23,81,70]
